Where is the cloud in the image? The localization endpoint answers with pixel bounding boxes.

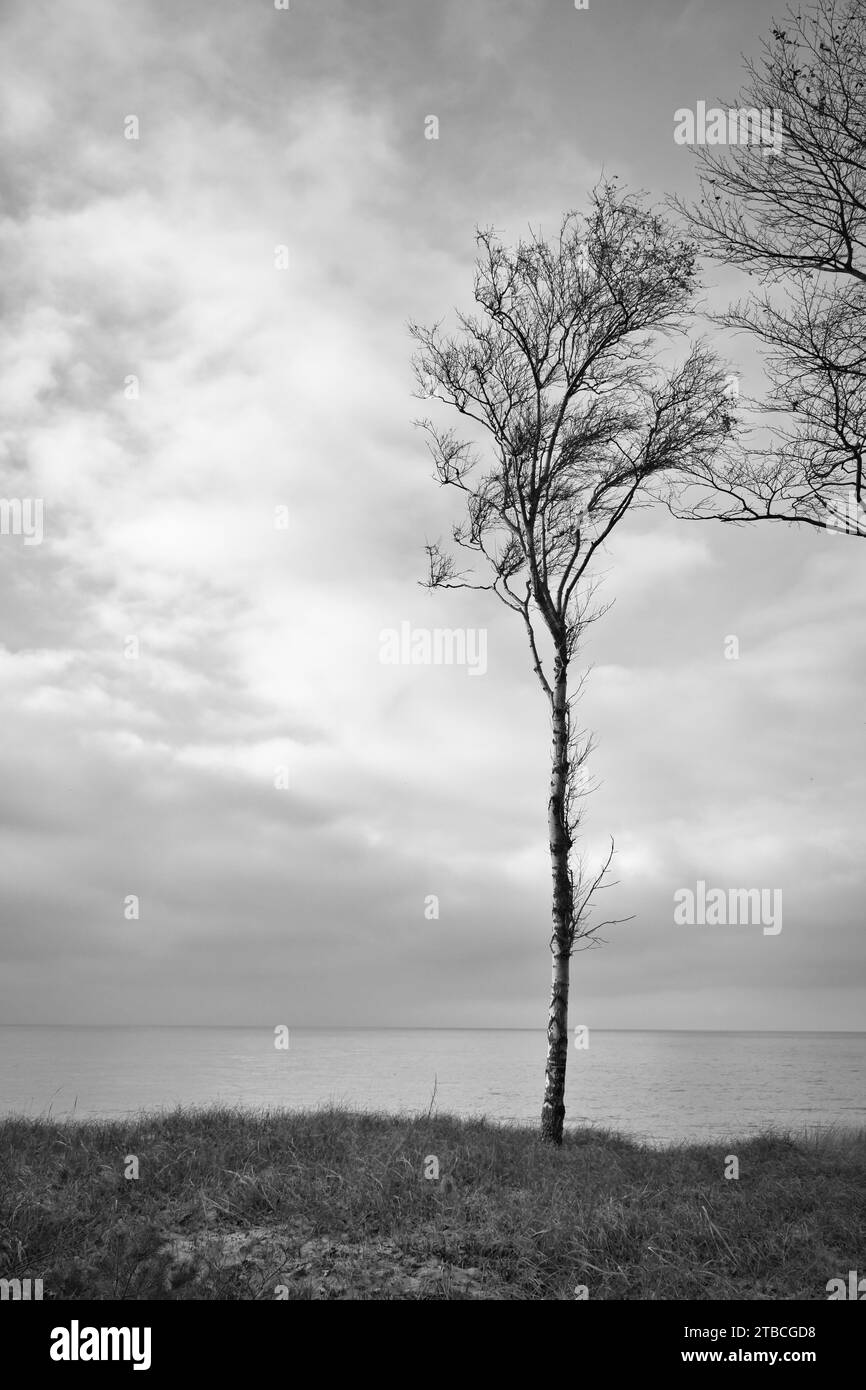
[0,0,861,1031]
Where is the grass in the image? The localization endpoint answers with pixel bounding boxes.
[0,1106,863,1299]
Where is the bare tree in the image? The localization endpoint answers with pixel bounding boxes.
[410,182,735,1145]
[672,0,866,536]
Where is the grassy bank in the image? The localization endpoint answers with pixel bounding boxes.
[1,1108,863,1300]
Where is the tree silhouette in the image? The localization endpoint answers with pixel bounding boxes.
[411,182,735,1144]
[673,0,865,537]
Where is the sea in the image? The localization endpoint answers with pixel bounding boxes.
[0,1027,863,1145]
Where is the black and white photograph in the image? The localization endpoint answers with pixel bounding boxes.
[0,0,864,1356]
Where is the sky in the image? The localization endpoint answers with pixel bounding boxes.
[0,0,863,1031]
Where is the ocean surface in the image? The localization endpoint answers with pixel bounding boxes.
[0,1027,863,1144]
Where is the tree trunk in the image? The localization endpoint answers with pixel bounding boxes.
[541,655,573,1146]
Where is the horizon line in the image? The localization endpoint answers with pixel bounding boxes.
[1,1024,864,1035]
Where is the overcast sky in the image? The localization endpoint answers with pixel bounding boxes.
[0,0,863,1031]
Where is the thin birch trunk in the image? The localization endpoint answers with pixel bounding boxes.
[540,654,573,1146]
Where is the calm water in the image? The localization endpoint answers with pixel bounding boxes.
[0,1028,863,1144]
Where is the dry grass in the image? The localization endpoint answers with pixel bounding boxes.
[1,1107,863,1299]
